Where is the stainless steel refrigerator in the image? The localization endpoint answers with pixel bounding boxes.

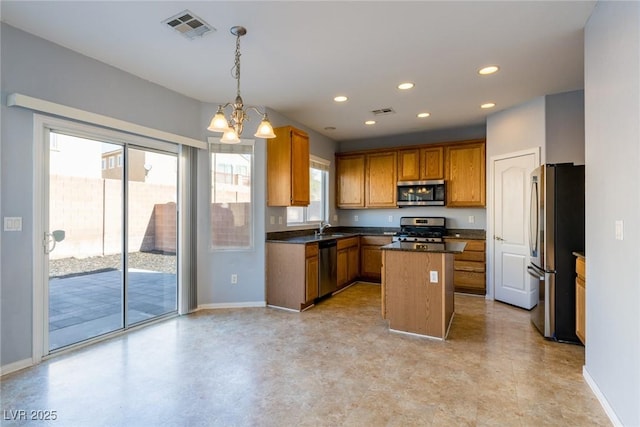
[528,163,585,343]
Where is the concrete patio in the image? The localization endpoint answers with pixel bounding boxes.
[49,269,177,350]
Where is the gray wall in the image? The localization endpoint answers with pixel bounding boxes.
[0,24,202,366]
[337,124,486,152]
[196,103,268,305]
[546,90,585,165]
[584,2,640,425]
[486,96,546,161]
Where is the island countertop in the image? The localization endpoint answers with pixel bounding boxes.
[381,241,466,254]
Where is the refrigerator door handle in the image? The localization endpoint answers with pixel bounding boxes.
[527,265,545,280]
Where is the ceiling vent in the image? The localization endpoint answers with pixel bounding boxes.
[163,10,215,40]
[371,107,396,116]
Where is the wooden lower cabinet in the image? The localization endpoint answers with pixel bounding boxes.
[443,238,486,294]
[575,255,586,345]
[337,237,360,288]
[360,235,392,282]
[267,242,318,311]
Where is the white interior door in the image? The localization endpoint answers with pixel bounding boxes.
[493,151,539,309]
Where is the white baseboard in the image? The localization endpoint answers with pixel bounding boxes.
[0,358,33,377]
[583,366,623,427]
[197,301,266,310]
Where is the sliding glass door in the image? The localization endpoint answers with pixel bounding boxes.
[126,147,177,325]
[47,132,177,351]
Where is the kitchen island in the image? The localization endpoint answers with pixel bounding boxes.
[381,241,465,339]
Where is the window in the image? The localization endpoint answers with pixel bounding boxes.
[101,159,107,170]
[287,157,329,225]
[117,154,123,167]
[108,156,115,168]
[210,142,254,250]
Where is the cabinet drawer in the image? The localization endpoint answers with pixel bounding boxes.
[454,270,485,287]
[360,235,392,246]
[455,251,485,262]
[576,257,585,280]
[305,243,319,258]
[337,237,359,250]
[454,260,485,273]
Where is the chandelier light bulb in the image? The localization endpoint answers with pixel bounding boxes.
[220,128,241,144]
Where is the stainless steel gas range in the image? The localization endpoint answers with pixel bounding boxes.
[392,217,447,243]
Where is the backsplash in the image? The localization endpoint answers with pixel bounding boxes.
[336,207,486,229]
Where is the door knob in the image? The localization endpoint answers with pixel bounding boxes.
[495,236,505,241]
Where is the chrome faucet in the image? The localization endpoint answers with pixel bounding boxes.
[317,221,332,236]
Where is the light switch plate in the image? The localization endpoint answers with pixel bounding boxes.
[615,220,624,240]
[4,217,22,231]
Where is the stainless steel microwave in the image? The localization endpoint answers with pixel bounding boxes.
[397,180,446,206]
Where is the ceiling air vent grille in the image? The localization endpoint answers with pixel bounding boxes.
[371,107,396,116]
[163,10,215,40]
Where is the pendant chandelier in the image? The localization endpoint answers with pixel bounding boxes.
[207,26,276,143]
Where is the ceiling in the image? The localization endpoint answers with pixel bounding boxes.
[1,1,596,142]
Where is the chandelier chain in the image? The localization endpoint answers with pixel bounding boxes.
[232,32,242,97]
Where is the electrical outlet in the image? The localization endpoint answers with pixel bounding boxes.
[270,216,275,225]
[333,214,338,222]
[3,217,22,231]
[231,274,238,284]
[354,215,359,222]
[278,216,283,225]
[468,215,475,224]
[388,215,393,223]
[429,271,438,283]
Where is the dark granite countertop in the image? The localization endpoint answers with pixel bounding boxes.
[380,241,466,254]
[445,229,486,240]
[267,227,485,244]
[266,227,397,244]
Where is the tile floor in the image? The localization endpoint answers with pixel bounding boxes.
[1,283,609,426]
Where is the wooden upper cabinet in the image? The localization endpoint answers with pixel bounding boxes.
[267,126,310,206]
[445,142,486,207]
[397,149,420,181]
[398,147,444,182]
[421,146,444,180]
[336,154,365,208]
[366,151,397,208]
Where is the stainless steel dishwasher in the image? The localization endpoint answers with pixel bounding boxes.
[318,239,337,298]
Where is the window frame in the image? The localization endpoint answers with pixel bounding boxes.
[287,155,330,227]
[209,139,255,252]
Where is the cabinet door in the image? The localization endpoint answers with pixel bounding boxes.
[336,155,365,208]
[445,142,485,207]
[305,255,319,303]
[291,128,310,206]
[268,126,309,207]
[337,248,348,287]
[347,246,360,282]
[421,146,444,180]
[398,149,420,181]
[361,246,382,280]
[366,151,397,208]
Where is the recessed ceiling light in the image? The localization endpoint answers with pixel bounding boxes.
[365,120,376,125]
[334,95,348,102]
[417,112,431,118]
[478,65,500,75]
[397,82,415,90]
[481,102,496,109]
